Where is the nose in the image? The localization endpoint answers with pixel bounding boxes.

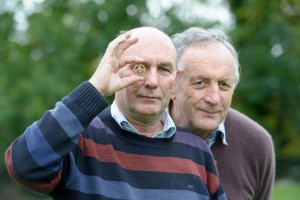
[143,67,159,89]
[203,83,220,104]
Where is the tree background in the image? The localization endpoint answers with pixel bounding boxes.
[0,0,299,198]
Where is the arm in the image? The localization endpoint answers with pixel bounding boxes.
[254,133,276,200]
[5,82,107,192]
[5,33,144,193]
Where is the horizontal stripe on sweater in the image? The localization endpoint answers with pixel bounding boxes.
[65,168,210,200]
[79,134,208,177]
[76,134,219,194]
[51,188,226,200]
[5,146,63,192]
[71,150,214,194]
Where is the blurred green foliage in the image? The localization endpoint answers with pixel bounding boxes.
[0,0,147,168]
[0,0,299,174]
[227,0,300,158]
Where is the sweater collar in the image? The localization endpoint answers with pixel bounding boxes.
[110,101,176,138]
[99,107,175,145]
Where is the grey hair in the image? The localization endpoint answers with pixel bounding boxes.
[172,27,240,88]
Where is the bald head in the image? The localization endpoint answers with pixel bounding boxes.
[129,27,173,44]
[120,27,177,61]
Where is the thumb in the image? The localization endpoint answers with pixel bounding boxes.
[119,75,144,89]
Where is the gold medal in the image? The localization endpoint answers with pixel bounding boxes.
[133,64,146,76]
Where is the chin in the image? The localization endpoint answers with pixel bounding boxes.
[137,108,160,115]
[140,105,162,112]
[197,123,219,132]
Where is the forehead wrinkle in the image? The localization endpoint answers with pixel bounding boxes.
[191,67,234,81]
[182,53,235,82]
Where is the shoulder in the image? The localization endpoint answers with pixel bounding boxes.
[223,108,275,162]
[222,108,275,166]
[174,127,212,154]
[225,108,273,144]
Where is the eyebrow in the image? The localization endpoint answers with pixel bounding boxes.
[138,61,175,69]
[190,74,206,80]
[159,61,173,66]
[190,74,234,82]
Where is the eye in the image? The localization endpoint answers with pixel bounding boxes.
[196,80,203,85]
[158,66,172,74]
[220,82,229,87]
[219,81,233,90]
[193,79,206,89]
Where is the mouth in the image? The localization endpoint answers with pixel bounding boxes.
[199,108,220,115]
[139,96,160,100]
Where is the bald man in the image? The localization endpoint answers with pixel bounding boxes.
[5,27,227,200]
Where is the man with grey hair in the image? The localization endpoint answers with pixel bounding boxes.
[169,27,275,200]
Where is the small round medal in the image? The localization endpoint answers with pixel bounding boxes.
[133,64,146,76]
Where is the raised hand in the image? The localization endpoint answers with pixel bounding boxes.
[89,33,144,96]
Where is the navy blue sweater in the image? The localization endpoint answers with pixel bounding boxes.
[5,82,226,200]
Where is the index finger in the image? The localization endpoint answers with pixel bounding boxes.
[107,33,138,56]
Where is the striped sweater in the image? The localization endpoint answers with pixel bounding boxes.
[5,82,226,200]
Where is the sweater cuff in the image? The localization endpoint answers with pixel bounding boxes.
[68,81,109,119]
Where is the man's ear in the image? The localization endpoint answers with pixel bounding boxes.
[175,70,181,81]
[171,88,176,100]
[171,70,181,100]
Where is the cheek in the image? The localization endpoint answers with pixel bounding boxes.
[184,87,194,97]
[160,77,176,92]
[222,92,234,107]
[184,86,203,103]
[177,87,198,107]
[120,85,139,100]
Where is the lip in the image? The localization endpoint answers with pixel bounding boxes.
[139,96,160,100]
[199,108,219,115]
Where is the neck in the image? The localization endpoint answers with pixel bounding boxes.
[127,117,164,137]
[194,130,212,139]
